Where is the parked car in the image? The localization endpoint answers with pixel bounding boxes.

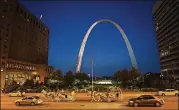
[128,95,165,107]
[15,96,43,106]
[26,89,41,93]
[157,89,179,96]
[8,91,24,97]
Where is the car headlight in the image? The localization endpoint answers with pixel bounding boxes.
[129,101,134,103]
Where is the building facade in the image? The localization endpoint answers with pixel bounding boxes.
[153,0,179,77]
[0,0,52,88]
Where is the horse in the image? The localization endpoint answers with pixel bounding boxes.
[87,91,104,102]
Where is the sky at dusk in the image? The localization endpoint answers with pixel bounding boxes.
[19,0,160,76]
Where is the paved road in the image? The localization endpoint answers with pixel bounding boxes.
[1,92,178,110]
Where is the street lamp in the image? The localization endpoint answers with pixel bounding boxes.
[91,58,94,91]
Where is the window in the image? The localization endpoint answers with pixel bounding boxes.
[3,50,7,53]
[170,90,175,92]
[2,62,5,65]
[147,96,155,99]
[36,22,38,27]
[20,10,23,15]
[156,26,159,31]
[22,97,27,100]
[24,12,27,19]
[16,6,19,12]
[4,45,7,48]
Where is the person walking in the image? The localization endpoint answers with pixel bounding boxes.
[118,88,123,103]
[91,91,96,102]
[116,90,120,102]
[106,89,111,102]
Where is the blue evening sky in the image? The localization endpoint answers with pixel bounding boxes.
[19,1,160,76]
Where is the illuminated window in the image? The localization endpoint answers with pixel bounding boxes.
[2,62,5,65]
[156,26,159,31]
[1,68,3,72]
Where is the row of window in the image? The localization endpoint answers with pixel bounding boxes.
[6,74,31,79]
[16,6,49,34]
[154,0,175,22]
[161,63,179,70]
[155,3,177,26]
[46,68,53,72]
[160,51,169,57]
[6,62,37,71]
[158,33,178,47]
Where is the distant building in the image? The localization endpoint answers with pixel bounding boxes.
[93,80,113,85]
[0,0,52,88]
[153,0,179,77]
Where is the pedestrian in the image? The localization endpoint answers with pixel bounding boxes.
[116,91,120,101]
[91,91,96,102]
[118,88,123,103]
[106,89,111,102]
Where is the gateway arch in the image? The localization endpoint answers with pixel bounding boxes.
[76,19,138,73]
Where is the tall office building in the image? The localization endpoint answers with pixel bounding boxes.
[0,0,53,88]
[153,0,179,77]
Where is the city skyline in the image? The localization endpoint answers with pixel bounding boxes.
[19,1,160,76]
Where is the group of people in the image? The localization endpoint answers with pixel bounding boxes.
[42,89,75,102]
[41,88,123,102]
[17,90,26,97]
[89,88,123,102]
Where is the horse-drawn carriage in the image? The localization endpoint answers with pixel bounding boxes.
[41,90,75,102]
[87,91,123,102]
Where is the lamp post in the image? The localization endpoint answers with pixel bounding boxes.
[91,57,94,91]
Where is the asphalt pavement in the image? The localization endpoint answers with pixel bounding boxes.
[1,92,178,110]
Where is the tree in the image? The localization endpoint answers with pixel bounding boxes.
[113,69,130,88]
[34,81,40,87]
[113,70,121,84]
[44,77,49,86]
[64,70,75,88]
[129,67,140,80]
[49,69,63,81]
[23,79,34,87]
[115,69,130,88]
[75,72,90,82]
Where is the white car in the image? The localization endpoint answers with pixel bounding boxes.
[157,89,178,96]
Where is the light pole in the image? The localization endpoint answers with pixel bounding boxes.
[91,58,94,91]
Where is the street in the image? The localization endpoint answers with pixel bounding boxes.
[1,92,178,110]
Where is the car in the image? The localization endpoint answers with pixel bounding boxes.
[128,95,165,107]
[157,89,179,96]
[8,91,23,97]
[26,89,41,93]
[15,96,43,106]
